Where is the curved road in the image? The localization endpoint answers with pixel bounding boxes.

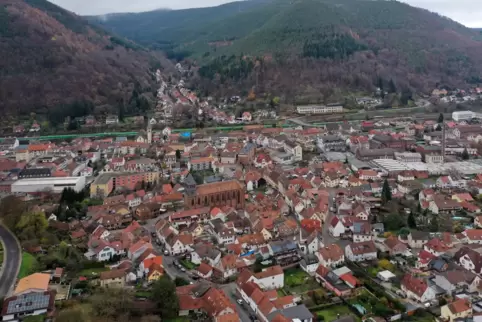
[0,225,21,297]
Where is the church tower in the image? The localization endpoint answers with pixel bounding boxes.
[147,124,152,144]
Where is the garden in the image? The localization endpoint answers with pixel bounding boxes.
[18,252,38,278]
[347,288,398,318]
[283,268,320,294]
[313,305,360,322]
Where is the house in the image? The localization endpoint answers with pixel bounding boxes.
[99,269,126,288]
[352,221,372,243]
[463,229,482,244]
[384,236,409,256]
[1,291,56,322]
[165,234,194,255]
[196,262,214,279]
[344,241,377,262]
[254,265,284,290]
[315,265,352,297]
[329,216,346,238]
[190,243,221,266]
[453,246,482,274]
[407,231,430,249]
[300,254,320,275]
[429,199,462,214]
[432,270,480,295]
[14,273,50,296]
[216,254,238,280]
[401,274,436,303]
[210,219,236,245]
[138,255,164,282]
[440,299,472,322]
[317,244,345,268]
[424,238,450,256]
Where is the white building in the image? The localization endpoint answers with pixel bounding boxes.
[11,176,86,193]
[452,111,473,122]
[344,241,377,262]
[296,104,343,114]
[254,266,284,290]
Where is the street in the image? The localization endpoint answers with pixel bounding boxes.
[220,283,253,322]
[0,225,21,298]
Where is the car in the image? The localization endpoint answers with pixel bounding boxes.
[174,260,179,266]
[181,267,186,272]
[237,299,244,305]
[164,250,169,255]
[151,232,156,237]
[191,275,199,280]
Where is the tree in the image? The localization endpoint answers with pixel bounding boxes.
[407,211,417,229]
[388,79,397,93]
[438,113,444,123]
[175,149,181,160]
[151,276,179,319]
[15,211,48,242]
[56,307,90,322]
[381,179,392,204]
[435,124,442,131]
[429,216,439,232]
[89,288,134,319]
[383,213,405,231]
[378,259,395,271]
[462,148,470,160]
[174,277,190,286]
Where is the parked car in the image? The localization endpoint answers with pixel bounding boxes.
[164,250,169,255]
[181,267,186,272]
[237,299,244,305]
[174,260,179,266]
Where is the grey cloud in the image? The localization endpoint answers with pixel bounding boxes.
[48,0,480,27]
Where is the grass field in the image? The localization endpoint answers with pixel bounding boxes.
[180,259,196,270]
[18,252,37,278]
[314,305,360,321]
[284,268,320,294]
[78,267,108,277]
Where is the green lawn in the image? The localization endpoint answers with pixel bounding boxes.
[180,260,196,270]
[18,252,37,278]
[314,305,360,321]
[135,290,153,298]
[78,267,108,277]
[284,268,320,294]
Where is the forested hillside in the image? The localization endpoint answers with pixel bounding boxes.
[0,0,172,121]
[93,0,482,100]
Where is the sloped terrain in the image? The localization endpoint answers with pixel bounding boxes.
[0,0,172,118]
[93,0,482,98]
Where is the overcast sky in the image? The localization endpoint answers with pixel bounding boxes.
[48,0,481,27]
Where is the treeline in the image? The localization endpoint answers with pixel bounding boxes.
[198,54,255,81]
[302,34,367,59]
[48,100,94,126]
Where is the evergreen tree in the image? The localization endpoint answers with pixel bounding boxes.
[438,113,444,123]
[407,211,417,229]
[462,148,470,160]
[175,149,181,160]
[388,79,397,93]
[381,179,392,204]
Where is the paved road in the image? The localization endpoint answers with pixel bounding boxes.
[220,283,252,322]
[0,225,21,298]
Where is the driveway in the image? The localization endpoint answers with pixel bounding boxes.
[0,225,21,297]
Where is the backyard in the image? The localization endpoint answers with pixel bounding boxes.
[78,267,108,278]
[18,252,37,278]
[180,259,196,270]
[313,305,360,322]
[284,268,320,294]
[347,288,397,317]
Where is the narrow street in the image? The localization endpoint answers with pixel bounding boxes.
[220,283,253,322]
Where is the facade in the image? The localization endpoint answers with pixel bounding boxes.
[356,148,395,161]
[90,172,159,197]
[296,104,343,114]
[452,111,473,122]
[317,135,346,152]
[345,241,377,262]
[11,176,86,193]
[184,180,245,210]
[99,269,126,288]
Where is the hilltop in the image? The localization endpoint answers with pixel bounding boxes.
[92,0,482,101]
[0,0,173,122]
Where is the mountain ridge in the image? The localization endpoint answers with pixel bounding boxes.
[0,0,172,122]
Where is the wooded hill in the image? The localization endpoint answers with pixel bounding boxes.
[0,0,172,119]
[92,0,482,100]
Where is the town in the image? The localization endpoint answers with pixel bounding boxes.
[2,72,482,322]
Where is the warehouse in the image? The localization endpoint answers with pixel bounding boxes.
[11,176,86,194]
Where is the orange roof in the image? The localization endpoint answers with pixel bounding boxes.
[215,313,241,322]
[190,157,214,164]
[143,255,163,270]
[28,144,50,152]
[448,299,471,314]
[196,180,243,195]
[14,273,50,295]
[255,265,283,279]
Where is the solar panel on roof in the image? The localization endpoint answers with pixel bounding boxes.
[7,292,50,315]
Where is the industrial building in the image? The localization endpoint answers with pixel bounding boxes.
[452,111,474,122]
[296,104,343,114]
[11,176,86,194]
